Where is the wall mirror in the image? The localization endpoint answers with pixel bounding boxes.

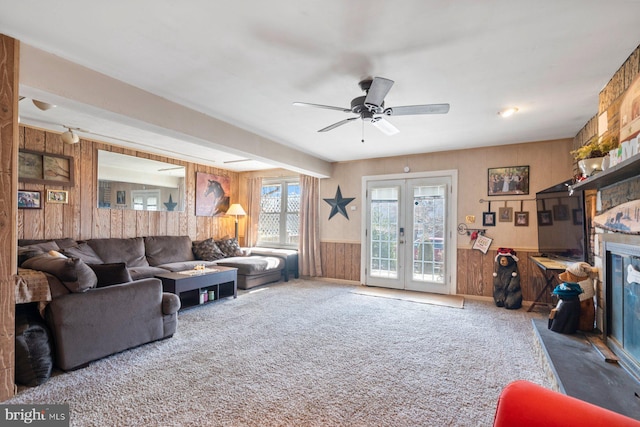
[97,150,185,212]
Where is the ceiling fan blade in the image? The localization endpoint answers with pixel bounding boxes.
[384,103,450,116]
[293,102,351,113]
[364,77,394,110]
[318,117,358,132]
[371,117,400,135]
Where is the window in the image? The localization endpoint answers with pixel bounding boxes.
[131,190,160,211]
[258,178,300,247]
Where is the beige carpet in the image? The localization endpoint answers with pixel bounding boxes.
[8,279,549,426]
[351,286,464,308]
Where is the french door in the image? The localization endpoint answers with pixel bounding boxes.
[362,172,456,294]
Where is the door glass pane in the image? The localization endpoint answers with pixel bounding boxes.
[412,185,446,283]
[370,187,398,278]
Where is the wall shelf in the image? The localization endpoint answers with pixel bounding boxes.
[571,155,640,191]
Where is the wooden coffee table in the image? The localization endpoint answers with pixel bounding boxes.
[156,266,237,309]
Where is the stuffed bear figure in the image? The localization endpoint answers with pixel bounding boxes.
[493,248,523,309]
[558,262,597,332]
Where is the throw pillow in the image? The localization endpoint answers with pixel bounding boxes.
[193,238,226,261]
[18,241,61,266]
[22,254,97,293]
[61,242,104,264]
[216,237,243,257]
[87,263,133,288]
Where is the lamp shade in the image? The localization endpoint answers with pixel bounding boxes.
[226,204,246,217]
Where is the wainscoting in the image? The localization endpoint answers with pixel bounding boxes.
[320,241,553,303]
[457,248,554,303]
[320,242,361,281]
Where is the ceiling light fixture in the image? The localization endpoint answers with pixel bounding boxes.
[498,107,519,118]
[61,127,80,144]
[32,99,56,111]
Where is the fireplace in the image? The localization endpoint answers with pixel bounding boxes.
[603,237,640,380]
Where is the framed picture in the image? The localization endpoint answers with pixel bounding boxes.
[498,207,513,222]
[17,190,41,209]
[116,190,126,205]
[487,165,529,196]
[483,212,496,226]
[195,172,230,217]
[19,150,74,186]
[514,211,529,227]
[538,210,553,226]
[47,189,69,204]
[572,209,583,225]
[553,204,569,221]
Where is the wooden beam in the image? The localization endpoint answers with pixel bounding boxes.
[0,34,19,401]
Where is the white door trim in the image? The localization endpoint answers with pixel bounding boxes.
[361,170,458,294]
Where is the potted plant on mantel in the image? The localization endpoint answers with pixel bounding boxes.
[571,135,618,177]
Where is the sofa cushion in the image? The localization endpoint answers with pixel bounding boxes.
[60,242,104,264]
[88,263,133,288]
[87,237,149,267]
[216,256,284,275]
[22,254,97,293]
[193,238,226,261]
[18,238,77,250]
[128,265,171,280]
[145,236,195,266]
[18,241,61,266]
[216,237,243,258]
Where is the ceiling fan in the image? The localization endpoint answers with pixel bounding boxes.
[293,77,449,135]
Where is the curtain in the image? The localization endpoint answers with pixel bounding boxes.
[246,177,262,247]
[299,174,322,277]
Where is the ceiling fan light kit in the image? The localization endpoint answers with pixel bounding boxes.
[294,76,450,136]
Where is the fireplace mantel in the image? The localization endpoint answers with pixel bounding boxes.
[571,155,640,191]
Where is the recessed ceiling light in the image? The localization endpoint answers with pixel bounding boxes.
[498,107,519,118]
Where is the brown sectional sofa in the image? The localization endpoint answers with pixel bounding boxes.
[17,235,290,372]
[80,235,288,289]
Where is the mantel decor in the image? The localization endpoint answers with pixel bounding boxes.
[18,149,74,186]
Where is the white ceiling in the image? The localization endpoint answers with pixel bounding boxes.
[2,0,640,177]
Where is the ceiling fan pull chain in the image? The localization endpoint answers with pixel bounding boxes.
[362,120,365,143]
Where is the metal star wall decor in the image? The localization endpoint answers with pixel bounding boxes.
[164,194,177,211]
[323,185,355,220]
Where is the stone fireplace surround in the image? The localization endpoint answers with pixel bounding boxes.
[600,235,640,379]
[535,156,640,419]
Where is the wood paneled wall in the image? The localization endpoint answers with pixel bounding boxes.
[18,126,240,242]
[0,34,18,401]
[457,248,553,303]
[320,242,361,281]
[320,241,554,304]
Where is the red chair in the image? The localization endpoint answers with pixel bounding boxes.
[493,380,640,426]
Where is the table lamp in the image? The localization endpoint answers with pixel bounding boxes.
[226,203,246,240]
